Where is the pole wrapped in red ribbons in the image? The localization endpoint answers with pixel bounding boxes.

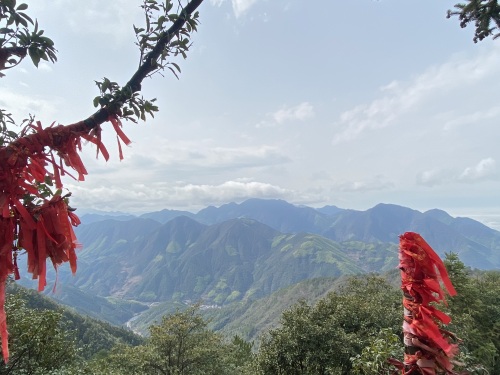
[391,232,461,375]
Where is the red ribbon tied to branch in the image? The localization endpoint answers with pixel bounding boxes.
[0,115,132,362]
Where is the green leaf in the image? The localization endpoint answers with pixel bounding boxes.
[133,25,145,34]
[17,11,33,24]
[17,14,28,27]
[171,62,181,72]
[28,46,40,67]
[168,66,179,80]
[102,78,110,92]
[132,104,140,118]
[39,36,54,46]
[44,175,53,186]
[16,3,28,11]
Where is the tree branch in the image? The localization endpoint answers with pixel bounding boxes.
[0,46,27,70]
[83,0,204,131]
[0,0,204,165]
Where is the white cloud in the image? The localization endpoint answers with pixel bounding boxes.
[257,102,314,128]
[0,91,60,121]
[38,62,53,72]
[443,106,500,131]
[332,175,394,193]
[416,169,455,187]
[232,0,259,18]
[417,158,497,186]
[51,0,140,43]
[459,158,496,182]
[182,180,288,201]
[209,0,260,18]
[130,143,290,173]
[332,46,500,144]
[72,142,291,194]
[67,180,291,212]
[273,102,314,124]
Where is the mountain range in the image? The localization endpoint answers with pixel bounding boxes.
[80,198,500,268]
[19,199,500,333]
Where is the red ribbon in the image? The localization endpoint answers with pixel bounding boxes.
[397,232,459,375]
[0,115,131,362]
[109,116,131,160]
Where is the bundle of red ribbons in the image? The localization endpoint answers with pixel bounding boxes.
[0,116,130,362]
[391,232,460,375]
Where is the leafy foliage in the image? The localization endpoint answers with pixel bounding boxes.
[1,289,77,374]
[134,0,197,73]
[448,0,500,42]
[0,0,56,75]
[255,276,402,375]
[1,268,499,374]
[252,268,499,374]
[6,284,143,361]
[444,253,500,374]
[350,328,403,375]
[92,77,159,124]
[92,0,200,124]
[205,276,351,344]
[93,305,253,375]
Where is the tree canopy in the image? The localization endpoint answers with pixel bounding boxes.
[448,0,500,42]
[89,305,254,375]
[256,276,402,375]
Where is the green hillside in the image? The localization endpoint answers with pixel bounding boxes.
[7,283,143,360]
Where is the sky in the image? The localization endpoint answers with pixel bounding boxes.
[2,0,500,230]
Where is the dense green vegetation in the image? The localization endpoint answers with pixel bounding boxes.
[445,254,500,374]
[1,290,77,374]
[88,306,254,375]
[1,283,143,374]
[2,254,499,374]
[255,276,402,374]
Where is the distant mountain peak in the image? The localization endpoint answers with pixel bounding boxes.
[423,209,454,224]
[369,203,415,212]
[316,205,343,217]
